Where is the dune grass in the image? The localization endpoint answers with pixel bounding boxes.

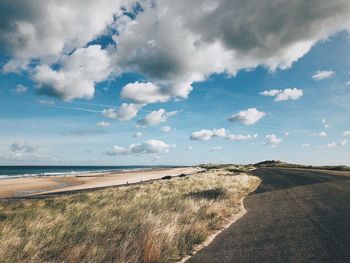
[0,169,260,263]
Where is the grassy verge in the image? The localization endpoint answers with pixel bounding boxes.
[0,169,260,263]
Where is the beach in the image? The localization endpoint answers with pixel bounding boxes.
[0,167,198,198]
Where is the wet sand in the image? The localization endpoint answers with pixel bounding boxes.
[0,167,198,198]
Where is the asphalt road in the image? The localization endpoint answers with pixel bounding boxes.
[187,168,350,263]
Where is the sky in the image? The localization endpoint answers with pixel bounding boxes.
[0,0,350,166]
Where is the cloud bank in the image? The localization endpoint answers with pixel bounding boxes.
[2,0,350,102]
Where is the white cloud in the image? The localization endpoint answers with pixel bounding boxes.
[161,125,172,133]
[263,134,282,147]
[190,128,228,141]
[112,0,350,103]
[325,142,337,148]
[103,103,143,121]
[343,131,350,136]
[312,70,335,81]
[14,84,28,94]
[260,88,303,101]
[96,121,111,127]
[322,118,331,128]
[33,45,112,101]
[302,143,310,147]
[10,142,40,153]
[226,134,258,141]
[228,108,266,125]
[186,146,193,151]
[284,132,290,137]
[260,89,281,97]
[322,139,347,148]
[210,146,222,152]
[212,128,227,138]
[312,131,327,137]
[121,82,171,104]
[0,0,124,69]
[346,80,350,86]
[105,139,175,155]
[2,0,350,103]
[133,132,143,138]
[340,139,348,146]
[137,109,177,127]
[190,129,215,141]
[275,88,303,102]
[190,128,257,142]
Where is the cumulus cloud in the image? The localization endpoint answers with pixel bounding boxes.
[33,45,112,101]
[1,0,350,103]
[113,0,350,102]
[137,109,177,127]
[260,89,281,97]
[105,139,175,155]
[10,142,39,153]
[190,128,227,141]
[133,132,143,138]
[121,82,171,104]
[190,128,257,142]
[190,129,215,141]
[14,84,28,94]
[228,108,266,125]
[103,103,143,121]
[343,131,350,136]
[312,70,335,81]
[261,88,303,101]
[0,0,124,69]
[263,134,282,147]
[312,131,327,137]
[161,125,172,133]
[96,121,111,127]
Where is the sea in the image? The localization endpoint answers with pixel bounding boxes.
[0,166,174,179]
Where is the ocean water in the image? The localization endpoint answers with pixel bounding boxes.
[0,166,168,179]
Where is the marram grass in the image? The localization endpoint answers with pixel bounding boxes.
[0,169,260,263]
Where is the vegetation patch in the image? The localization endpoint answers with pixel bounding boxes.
[0,169,260,263]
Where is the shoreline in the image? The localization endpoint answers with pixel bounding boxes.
[0,167,199,199]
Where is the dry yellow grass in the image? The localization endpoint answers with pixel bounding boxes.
[0,169,260,263]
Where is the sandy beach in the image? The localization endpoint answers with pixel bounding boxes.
[0,167,198,198]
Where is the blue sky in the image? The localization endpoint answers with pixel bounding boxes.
[0,1,350,165]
